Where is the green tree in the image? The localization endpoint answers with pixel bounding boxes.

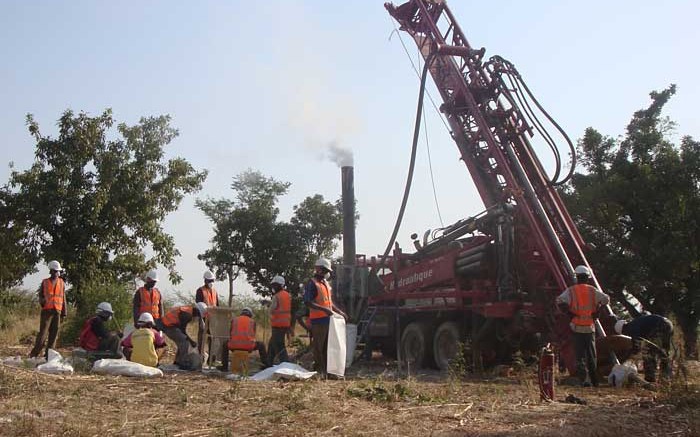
[563,86,700,357]
[4,109,207,310]
[0,186,40,291]
[197,170,344,298]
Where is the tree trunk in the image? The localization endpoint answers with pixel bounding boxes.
[228,276,234,307]
[678,316,699,360]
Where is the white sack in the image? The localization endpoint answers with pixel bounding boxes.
[345,323,358,368]
[247,362,316,381]
[608,361,638,388]
[93,358,163,378]
[2,356,45,368]
[37,349,74,375]
[327,314,346,376]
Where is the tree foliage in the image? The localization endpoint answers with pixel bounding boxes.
[2,109,207,309]
[197,169,345,298]
[563,85,700,357]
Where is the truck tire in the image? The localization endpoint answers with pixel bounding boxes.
[400,322,431,368]
[433,321,461,371]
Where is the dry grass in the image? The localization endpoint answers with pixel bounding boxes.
[0,344,697,437]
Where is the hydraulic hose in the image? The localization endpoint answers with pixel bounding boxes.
[380,54,435,266]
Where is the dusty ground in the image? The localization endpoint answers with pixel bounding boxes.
[1,342,698,437]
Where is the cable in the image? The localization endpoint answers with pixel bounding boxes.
[388,23,452,135]
[380,54,435,266]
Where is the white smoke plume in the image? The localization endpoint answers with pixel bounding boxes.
[274,4,362,168]
[328,141,353,167]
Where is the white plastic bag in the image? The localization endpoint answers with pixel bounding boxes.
[36,349,74,374]
[248,362,316,381]
[327,314,346,376]
[608,361,638,387]
[2,356,46,368]
[93,358,163,378]
[345,323,358,368]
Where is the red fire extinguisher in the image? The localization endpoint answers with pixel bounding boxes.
[538,343,555,402]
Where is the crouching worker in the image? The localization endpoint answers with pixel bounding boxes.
[121,312,167,367]
[614,314,674,382]
[79,302,122,358]
[161,302,207,370]
[225,307,268,374]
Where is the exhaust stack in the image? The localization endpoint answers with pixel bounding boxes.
[341,165,356,266]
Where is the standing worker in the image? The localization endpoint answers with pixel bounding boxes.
[133,269,164,326]
[304,258,348,375]
[161,302,208,370]
[614,314,673,382]
[268,275,291,365]
[78,302,122,358]
[196,270,219,361]
[29,261,67,359]
[225,307,268,373]
[556,265,610,387]
[121,312,167,367]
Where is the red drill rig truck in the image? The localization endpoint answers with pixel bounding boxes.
[339,0,628,375]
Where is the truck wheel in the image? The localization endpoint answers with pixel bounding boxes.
[400,322,430,368]
[433,321,461,371]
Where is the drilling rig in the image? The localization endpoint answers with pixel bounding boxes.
[337,0,629,374]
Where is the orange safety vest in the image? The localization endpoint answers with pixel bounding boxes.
[570,284,596,327]
[309,279,332,320]
[79,317,100,350]
[270,289,291,328]
[161,306,193,328]
[42,277,65,311]
[137,287,162,320]
[197,286,218,307]
[228,316,256,351]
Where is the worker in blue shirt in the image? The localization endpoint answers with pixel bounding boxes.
[303,258,348,375]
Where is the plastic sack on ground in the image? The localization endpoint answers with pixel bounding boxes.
[327,314,346,376]
[247,362,316,381]
[2,356,46,368]
[608,361,638,387]
[93,358,163,378]
[36,349,74,375]
[345,323,357,369]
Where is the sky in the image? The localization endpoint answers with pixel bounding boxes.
[1,0,699,302]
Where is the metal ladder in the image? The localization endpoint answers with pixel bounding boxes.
[356,305,378,345]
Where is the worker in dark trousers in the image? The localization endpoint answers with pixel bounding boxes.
[556,265,610,387]
[268,275,291,365]
[78,302,122,358]
[29,261,67,359]
[614,314,673,382]
[161,302,208,370]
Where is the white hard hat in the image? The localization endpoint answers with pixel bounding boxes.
[574,265,591,276]
[271,275,285,286]
[241,307,253,317]
[145,269,159,282]
[195,302,208,318]
[48,260,61,271]
[138,312,155,324]
[315,258,332,272]
[203,270,215,281]
[96,302,113,314]
[614,319,626,335]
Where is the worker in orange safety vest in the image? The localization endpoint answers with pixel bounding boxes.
[222,307,268,372]
[132,269,164,325]
[303,258,348,375]
[267,275,291,365]
[30,261,67,359]
[161,302,208,370]
[556,265,610,387]
[195,270,220,362]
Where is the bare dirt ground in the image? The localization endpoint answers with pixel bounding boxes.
[1,342,698,437]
